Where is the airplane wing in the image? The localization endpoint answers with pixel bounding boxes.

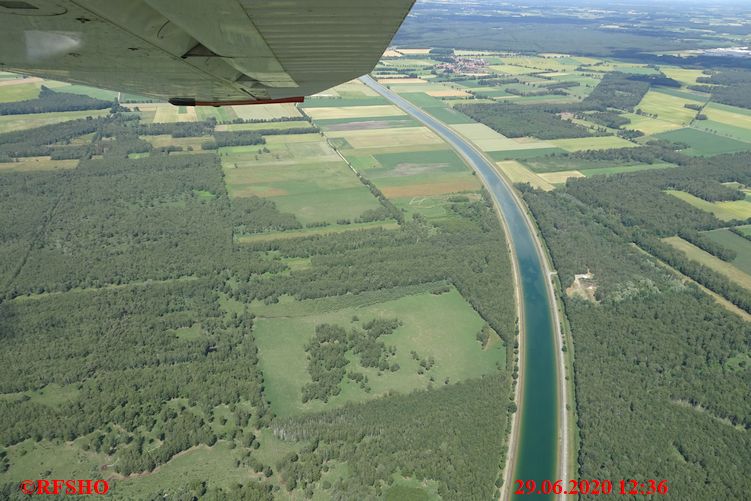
[0,0,415,105]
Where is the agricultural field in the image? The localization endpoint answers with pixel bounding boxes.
[50,83,119,101]
[636,90,701,125]
[0,109,109,133]
[451,123,551,152]
[233,103,301,120]
[666,190,751,221]
[538,170,585,185]
[298,84,486,212]
[737,225,751,238]
[317,116,420,132]
[0,81,41,103]
[623,112,682,135]
[664,236,751,291]
[235,221,400,243]
[0,158,78,172]
[660,67,705,87]
[654,128,751,156]
[704,229,751,275]
[366,149,481,199]
[581,163,676,177]
[549,136,638,152]
[303,104,405,120]
[325,126,443,149]
[495,160,554,191]
[153,104,198,123]
[196,105,238,123]
[143,135,212,150]
[692,119,751,143]
[215,121,311,132]
[221,134,382,226]
[701,102,751,136]
[488,147,567,162]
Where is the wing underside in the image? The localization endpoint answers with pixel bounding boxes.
[0,0,415,103]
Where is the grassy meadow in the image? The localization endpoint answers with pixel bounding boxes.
[254,288,504,418]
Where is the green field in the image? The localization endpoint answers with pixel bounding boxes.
[0,82,40,103]
[196,105,238,122]
[692,119,751,142]
[0,109,110,133]
[271,187,382,225]
[637,90,699,125]
[112,442,260,499]
[704,229,751,275]
[235,221,400,243]
[423,105,475,125]
[0,440,107,486]
[623,112,682,135]
[317,116,420,131]
[391,194,468,222]
[216,120,310,132]
[703,102,751,129]
[489,147,568,161]
[372,149,467,171]
[550,135,638,152]
[225,158,381,224]
[654,128,751,156]
[581,163,677,176]
[664,236,751,291]
[301,97,388,108]
[666,190,751,221]
[0,383,80,407]
[220,131,384,224]
[233,103,299,120]
[522,155,662,174]
[649,86,707,102]
[254,288,504,417]
[660,68,705,87]
[365,149,481,197]
[397,92,475,124]
[54,84,119,101]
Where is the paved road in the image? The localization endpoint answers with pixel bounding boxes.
[360,75,569,500]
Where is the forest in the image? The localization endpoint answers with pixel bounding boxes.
[456,102,595,139]
[273,375,507,500]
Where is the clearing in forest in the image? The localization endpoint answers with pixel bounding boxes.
[254,288,504,418]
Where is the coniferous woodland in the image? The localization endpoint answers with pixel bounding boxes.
[0,113,515,499]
